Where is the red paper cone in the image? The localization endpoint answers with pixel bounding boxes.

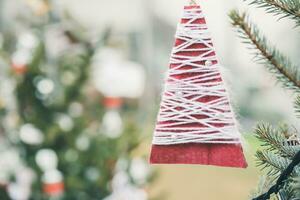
[150,5,247,168]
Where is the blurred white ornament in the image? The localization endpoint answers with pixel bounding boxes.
[68,102,83,117]
[0,149,22,178]
[75,135,90,151]
[17,32,38,50]
[56,114,74,132]
[115,158,129,172]
[36,78,55,95]
[111,171,130,191]
[20,124,44,145]
[102,110,123,139]
[129,158,150,185]
[84,167,100,182]
[12,49,32,67]
[0,149,21,184]
[61,71,77,86]
[16,168,35,186]
[42,169,63,184]
[35,149,58,172]
[7,183,31,200]
[64,149,78,162]
[92,48,145,98]
[45,26,70,58]
[103,185,147,200]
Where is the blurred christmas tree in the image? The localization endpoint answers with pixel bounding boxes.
[0,0,152,199]
[230,0,300,199]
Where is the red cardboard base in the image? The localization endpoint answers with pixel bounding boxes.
[150,144,247,168]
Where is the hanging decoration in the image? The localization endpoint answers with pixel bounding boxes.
[150,3,247,168]
[35,149,64,197]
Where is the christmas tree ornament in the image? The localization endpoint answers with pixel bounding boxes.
[42,169,64,197]
[11,50,30,74]
[44,25,71,59]
[84,167,100,182]
[17,32,38,50]
[35,149,58,172]
[68,102,83,118]
[101,97,124,139]
[106,171,147,200]
[150,3,247,168]
[75,135,90,151]
[102,109,123,139]
[7,183,31,200]
[55,114,74,132]
[92,48,145,98]
[12,32,38,75]
[129,158,150,185]
[36,78,55,96]
[19,124,44,145]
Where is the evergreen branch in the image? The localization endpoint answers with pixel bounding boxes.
[256,151,290,176]
[229,10,300,93]
[249,0,300,26]
[254,123,300,158]
[254,151,300,200]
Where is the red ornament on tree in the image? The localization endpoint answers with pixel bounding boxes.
[150,4,247,168]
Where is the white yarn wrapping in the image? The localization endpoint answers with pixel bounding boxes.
[152,7,241,145]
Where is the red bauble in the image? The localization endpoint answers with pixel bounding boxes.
[43,182,64,196]
[11,63,27,75]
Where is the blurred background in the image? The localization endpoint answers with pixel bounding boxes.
[0,0,299,199]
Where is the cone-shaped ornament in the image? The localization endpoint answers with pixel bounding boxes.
[150,5,247,168]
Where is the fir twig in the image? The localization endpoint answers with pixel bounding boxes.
[229,10,300,93]
[255,123,300,158]
[256,150,290,176]
[249,0,300,26]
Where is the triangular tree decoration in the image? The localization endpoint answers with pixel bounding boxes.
[150,4,247,168]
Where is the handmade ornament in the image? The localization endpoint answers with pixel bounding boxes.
[150,4,247,168]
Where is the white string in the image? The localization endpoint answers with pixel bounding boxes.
[152,7,241,145]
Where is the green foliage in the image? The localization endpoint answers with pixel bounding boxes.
[254,124,300,199]
[230,0,300,199]
[229,10,300,93]
[0,1,152,199]
[249,0,300,26]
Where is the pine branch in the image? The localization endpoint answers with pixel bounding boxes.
[256,150,290,176]
[254,123,300,158]
[229,10,300,93]
[249,0,300,26]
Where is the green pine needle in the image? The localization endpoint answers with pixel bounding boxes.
[229,10,300,93]
[249,0,300,27]
[254,123,300,158]
[256,150,290,176]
